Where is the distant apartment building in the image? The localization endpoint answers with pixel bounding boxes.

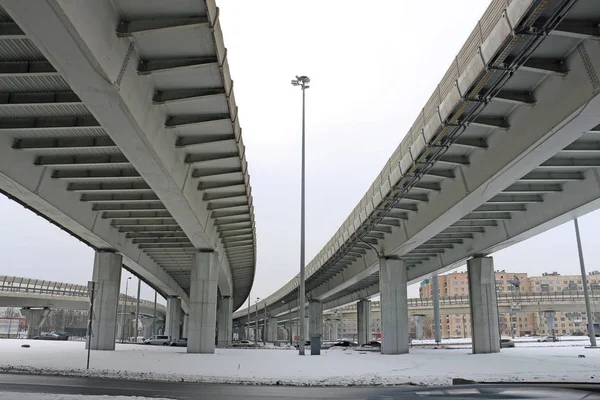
[324,270,600,340]
[418,270,600,338]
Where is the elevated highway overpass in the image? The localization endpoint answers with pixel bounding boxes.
[235,0,600,354]
[238,291,600,339]
[0,275,166,339]
[0,0,255,352]
[0,275,166,316]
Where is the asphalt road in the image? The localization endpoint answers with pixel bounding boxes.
[1,373,599,400]
[0,373,394,399]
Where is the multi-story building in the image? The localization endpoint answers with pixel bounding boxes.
[324,271,600,340]
[417,270,600,338]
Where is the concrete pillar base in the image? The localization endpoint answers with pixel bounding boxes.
[357,299,371,345]
[380,257,409,354]
[87,251,122,351]
[217,296,233,347]
[414,315,426,340]
[182,314,189,339]
[187,251,218,354]
[267,317,278,342]
[332,319,340,341]
[468,257,500,354]
[117,314,134,341]
[140,316,154,340]
[166,297,182,341]
[308,300,323,355]
[21,308,51,339]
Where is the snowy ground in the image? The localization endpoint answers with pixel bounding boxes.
[412,336,594,348]
[0,339,598,387]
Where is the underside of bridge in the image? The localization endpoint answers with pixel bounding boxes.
[0,1,256,311]
[235,0,600,352]
[0,0,256,353]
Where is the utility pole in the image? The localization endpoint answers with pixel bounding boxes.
[134,279,141,343]
[121,276,131,342]
[86,281,96,369]
[255,298,260,344]
[152,290,157,336]
[574,218,597,347]
[246,294,250,341]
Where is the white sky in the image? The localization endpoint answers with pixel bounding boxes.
[2,1,600,307]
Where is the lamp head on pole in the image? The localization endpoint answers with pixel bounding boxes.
[291,75,310,89]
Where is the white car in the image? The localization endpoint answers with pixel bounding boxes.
[143,335,171,345]
[232,340,255,347]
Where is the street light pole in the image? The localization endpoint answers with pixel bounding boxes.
[291,75,310,355]
[152,290,157,336]
[121,276,131,343]
[246,293,250,340]
[255,297,260,344]
[573,218,597,347]
[134,278,141,343]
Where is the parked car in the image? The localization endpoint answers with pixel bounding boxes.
[293,341,310,348]
[500,338,515,348]
[331,340,357,347]
[52,331,70,340]
[360,341,381,347]
[143,335,171,345]
[538,336,559,342]
[33,333,61,340]
[170,338,187,347]
[232,340,256,347]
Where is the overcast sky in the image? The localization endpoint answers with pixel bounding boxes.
[2,1,600,307]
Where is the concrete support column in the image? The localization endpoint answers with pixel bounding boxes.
[140,316,153,339]
[468,257,500,354]
[380,257,409,355]
[268,317,278,342]
[187,251,218,354]
[21,307,51,339]
[182,314,189,338]
[117,314,133,341]
[165,297,181,341]
[87,251,122,350]
[304,316,309,342]
[332,319,340,341]
[414,315,426,340]
[545,311,556,335]
[357,299,371,345]
[217,296,233,347]
[308,300,323,355]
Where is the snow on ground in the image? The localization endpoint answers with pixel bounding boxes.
[0,339,598,387]
[0,394,171,400]
[411,337,593,349]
